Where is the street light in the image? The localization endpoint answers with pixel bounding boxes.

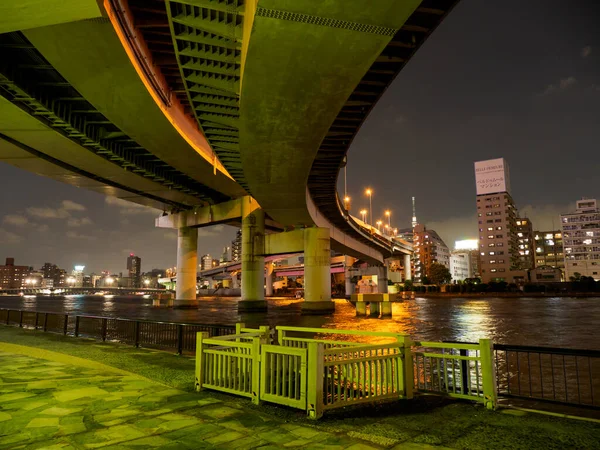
[365,188,373,226]
[143,278,150,287]
[384,224,390,235]
[376,220,382,232]
[360,209,367,223]
[343,196,350,211]
[385,210,391,229]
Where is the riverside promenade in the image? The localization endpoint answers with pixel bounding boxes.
[1,327,599,449]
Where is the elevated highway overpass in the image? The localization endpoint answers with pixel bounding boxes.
[0,0,457,311]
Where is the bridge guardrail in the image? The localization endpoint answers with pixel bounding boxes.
[0,308,235,354]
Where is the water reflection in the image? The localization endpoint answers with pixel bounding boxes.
[1,295,599,350]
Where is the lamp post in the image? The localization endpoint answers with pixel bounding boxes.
[376,220,382,232]
[360,209,367,223]
[384,224,390,236]
[385,210,391,230]
[343,196,350,212]
[365,188,373,226]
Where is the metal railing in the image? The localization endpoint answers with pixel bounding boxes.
[495,344,600,409]
[412,340,496,409]
[0,308,235,354]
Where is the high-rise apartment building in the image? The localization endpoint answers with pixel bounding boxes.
[200,254,213,271]
[561,199,600,280]
[413,224,450,283]
[0,258,31,289]
[475,158,522,283]
[40,262,67,287]
[231,229,242,262]
[534,230,564,273]
[127,254,141,288]
[516,218,535,270]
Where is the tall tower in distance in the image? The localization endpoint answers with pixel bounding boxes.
[411,196,417,229]
[127,253,141,288]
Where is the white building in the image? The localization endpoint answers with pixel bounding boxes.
[70,266,85,287]
[450,253,470,282]
[561,199,600,281]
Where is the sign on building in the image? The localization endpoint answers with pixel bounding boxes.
[474,158,510,195]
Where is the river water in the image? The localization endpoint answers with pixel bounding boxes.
[1,295,598,350]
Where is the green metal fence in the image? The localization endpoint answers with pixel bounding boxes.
[195,324,497,418]
[412,340,496,409]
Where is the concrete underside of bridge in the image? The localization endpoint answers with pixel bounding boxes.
[0,96,200,208]
[238,0,422,227]
[17,18,245,205]
[0,0,102,34]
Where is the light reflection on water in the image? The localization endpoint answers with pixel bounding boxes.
[1,295,599,350]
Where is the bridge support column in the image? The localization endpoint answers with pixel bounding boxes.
[265,262,274,297]
[404,254,412,281]
[344,256,353,297]
[238,202,267,312]
[377,266,388,294]
[302,227,334,314]
[175,227,198,308]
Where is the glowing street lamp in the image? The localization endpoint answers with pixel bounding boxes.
[343,196,350,211]
[393,228,398,237]
[376,220,382,232]
[384,224,390,235]
[360,209,367,223]
[385,210,391,229]
[143,278,150,287]
[365,188,373,226]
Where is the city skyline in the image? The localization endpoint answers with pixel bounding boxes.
[1,0,599,272]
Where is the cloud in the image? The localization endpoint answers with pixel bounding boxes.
[0,228,22,244]
[3,214,29,226]
[62,200,86,212]
[198,224,225,237]
[541,76,576,95]
[426,213,478,249]
[67,217,93,227]
[66,230,95,240]
[581,46,592,58]
[105,196,158,215]
[26,207,70,219]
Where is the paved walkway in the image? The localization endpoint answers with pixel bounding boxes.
[0,347,385,449]
[1,329,600,449]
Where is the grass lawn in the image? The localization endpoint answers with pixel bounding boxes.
[0,326,599,449]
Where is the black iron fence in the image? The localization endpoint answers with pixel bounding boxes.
[495,344,600,409]
[0,308,235,354]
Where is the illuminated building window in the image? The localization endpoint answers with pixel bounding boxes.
[488,227,494,231]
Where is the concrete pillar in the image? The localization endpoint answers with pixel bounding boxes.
[174,227,198,308]
[231,273,240,289]
[369,302,380,317]
[380,301,392,317]
[404,254,412,281]
[301,227,334,314]
[355,301,367,316]
[377,265,388,294]
[344,255,353,297]
[238,201,267,312]
[265,262,274,297]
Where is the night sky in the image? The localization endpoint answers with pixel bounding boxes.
[1,0,599,274]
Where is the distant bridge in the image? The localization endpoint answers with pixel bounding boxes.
[0,287,169,296]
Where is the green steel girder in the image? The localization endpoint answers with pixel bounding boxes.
[166,0,248,190]
[0,31,231,206]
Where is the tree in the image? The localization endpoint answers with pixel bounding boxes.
[428,263,452,285]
